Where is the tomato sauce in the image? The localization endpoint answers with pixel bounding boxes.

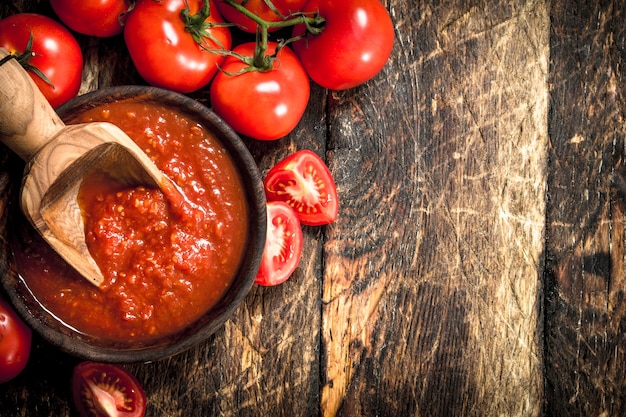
[12,100,248,343]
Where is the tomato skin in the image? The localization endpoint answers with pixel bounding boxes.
[0,296,32,384]
[124,0,231,93]
[264,150,338,226]
[292,0,394,90]
[50,0,129,37]
[210,42,310,140]
[255,201,303,286]
[215,0,308,33]
[72,361,147,417]
[0,13,83,108]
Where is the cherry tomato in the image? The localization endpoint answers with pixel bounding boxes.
[210,42,310,140]
[0,295,32,384]
[292,0,394,90]
[72,361,147,417]
[264,150,338,226]
[50,0,130,37]
[124,0,232,93]
[0,13,83,108]
[255,201,303,286]
[215,0,307,33]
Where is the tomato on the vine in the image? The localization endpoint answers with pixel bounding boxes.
[215,0,307,33]
[292,0,394,90]
[255,201,303,286]
[50,0,129,38]
[0,13,83,108]
[0,295,32,384]
[72,361,147,417]
[124,0,231,93]
[264,150,338,226]
[210,41,310,140]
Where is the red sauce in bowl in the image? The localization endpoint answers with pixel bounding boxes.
[12,100,248,343]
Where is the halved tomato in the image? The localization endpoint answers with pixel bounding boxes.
[264,150,338,226]
[72,361,147,417]
[255,201,303,286]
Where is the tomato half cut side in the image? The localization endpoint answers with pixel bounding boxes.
[255,201,303,286]
[264,150,338,226]
[72,361,147,417]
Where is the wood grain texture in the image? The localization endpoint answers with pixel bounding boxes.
[544,0,626,415]
[0,48,65,161]
[320,1,547,415]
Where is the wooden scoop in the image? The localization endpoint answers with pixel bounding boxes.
[0,47,177,288]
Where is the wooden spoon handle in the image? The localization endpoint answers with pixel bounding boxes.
[0,48,65,161]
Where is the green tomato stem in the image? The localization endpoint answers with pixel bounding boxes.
[254,28,269,68]
[181,0,231,50]
[222,0,325,71]
[6,32,54,87]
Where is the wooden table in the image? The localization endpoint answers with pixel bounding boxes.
[1,0,625,415]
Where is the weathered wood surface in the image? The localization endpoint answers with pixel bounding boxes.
[545,1,626,416]
[0,0,624,416]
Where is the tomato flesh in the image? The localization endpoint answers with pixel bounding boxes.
[264,150,338,226]
[255,201,303,286]
[0,296,31,384]
[72,362,146,417]
[0,13,83,108]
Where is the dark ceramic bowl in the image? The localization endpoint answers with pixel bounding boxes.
[0,86,266,363]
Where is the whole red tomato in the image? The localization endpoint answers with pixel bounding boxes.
[0,295,32,384]
[215,0,308,33]
[292,0,394,90]
[0,13,83,108]
[50,0,129,37]
[210,42,310,140]
[124,0,232,93]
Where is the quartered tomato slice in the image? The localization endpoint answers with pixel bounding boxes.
[72,361,146,417]
[264,150,338,226]
[255,201,303,286]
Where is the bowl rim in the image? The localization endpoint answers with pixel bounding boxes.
[1,85,267,363]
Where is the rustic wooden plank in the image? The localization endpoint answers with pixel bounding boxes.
[544,0,626,415]
[321,1,548,415]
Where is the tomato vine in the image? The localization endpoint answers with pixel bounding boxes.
[211,0,324,71]
[181,0,231,50]
[0,33,52,86]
